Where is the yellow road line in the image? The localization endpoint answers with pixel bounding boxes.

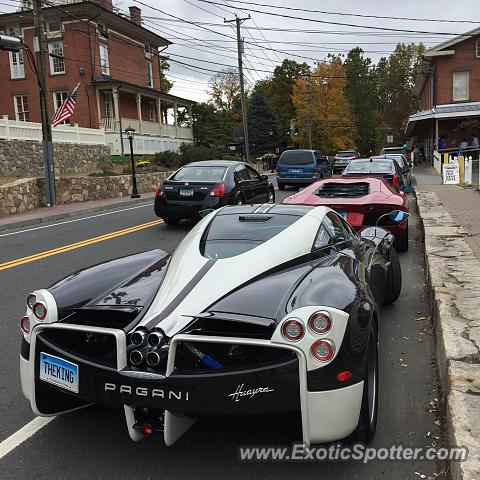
[0,219,164,271]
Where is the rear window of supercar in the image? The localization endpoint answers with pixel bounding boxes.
[200,214,301,259]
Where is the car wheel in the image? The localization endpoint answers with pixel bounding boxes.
[162,217,180,226]
[351,327,378,443]
[396,222,409,252]
[268,188,275,203]
[384,248,402,304]
[278,183,285,190]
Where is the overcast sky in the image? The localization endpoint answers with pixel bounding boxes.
[2,0,479,102]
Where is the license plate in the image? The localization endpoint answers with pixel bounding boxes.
[179,188,194,197]
[338,211,348,220]
[39,352,79,393]
[289,168,303,174]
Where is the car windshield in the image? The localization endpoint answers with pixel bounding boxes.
[201,213,301,259]
[171,166,227,182]
[336,151,356,158]
[345,160,393,173]
[372,155,405,169]
[278,151,314,165]
[382,148,404,155]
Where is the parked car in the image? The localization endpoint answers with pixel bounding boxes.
[282,177,409,251]
[372,154,412,187]
[276,149,331,190]
[342,158,406,192]
[154,160,275,225]
[332,150,360,174]
[20,204,404,446]
[381,146,408,157]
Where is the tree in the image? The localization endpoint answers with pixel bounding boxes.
[159,58,173,93]
[255,59,310,141]
[292,59,356,153]
[192,102,235,146]
[343,48,381,155]
[208,68,241,112]
[375,43,426,144]
[247,90,278,156]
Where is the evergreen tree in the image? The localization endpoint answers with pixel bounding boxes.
[247,90,278,156]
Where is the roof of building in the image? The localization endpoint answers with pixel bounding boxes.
[0,0,171,47]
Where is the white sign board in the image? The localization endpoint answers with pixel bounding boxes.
[442,164,459,185]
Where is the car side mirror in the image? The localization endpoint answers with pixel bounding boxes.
[375,210,409,226]
[261,174,268,180]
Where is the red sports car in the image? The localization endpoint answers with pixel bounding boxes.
[282,177,409,251]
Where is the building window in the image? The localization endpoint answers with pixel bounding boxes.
[9,50,25,79]
[99,43,110,76]
[149,101,156,121]
[144,43,152,59]
[104,91,113,118]
[53,91,69,124]
[477,38,480,58]
[13,95,29,121]
[147,60,153,88]
[97,23,108,39]
[8,25,21,37]
[48,41,65,74]
[453,71,469,102]
[47,20,62,35]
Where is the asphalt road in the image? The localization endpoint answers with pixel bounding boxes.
[0,185,444,479]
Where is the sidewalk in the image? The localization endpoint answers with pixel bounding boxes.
[414,167,480,480]
[0,192,155,231]
[415,166,480,258]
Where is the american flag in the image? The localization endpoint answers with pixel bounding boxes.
[51,83,80,127]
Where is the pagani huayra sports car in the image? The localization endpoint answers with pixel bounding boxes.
[20,204,407,446]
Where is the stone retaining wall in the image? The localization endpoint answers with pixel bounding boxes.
[417,191,480,480]
[0,139,110,176]
[0,178,41,216]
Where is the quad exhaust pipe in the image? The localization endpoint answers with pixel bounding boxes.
[146,344,169,368]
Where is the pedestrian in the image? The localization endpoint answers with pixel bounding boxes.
[438,136,445,150]
[472,133,479,148]
[460,138,469,149]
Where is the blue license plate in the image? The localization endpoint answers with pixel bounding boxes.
[179,188,194,197]
[338,211,348,220]
[39,352,79,393]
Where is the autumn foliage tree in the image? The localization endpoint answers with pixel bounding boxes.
[292,59,356,153]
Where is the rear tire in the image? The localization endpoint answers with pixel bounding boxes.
[396,222,409,252]
[384,248,402,304]
[162,217,180,226]
[351,327,378,443]
[278,183,285,190]
[268,188,275,203]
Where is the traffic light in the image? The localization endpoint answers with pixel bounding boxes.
[294,127,299,137]
[286,126,291,135]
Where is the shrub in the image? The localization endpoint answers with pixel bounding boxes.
[154,143,222,170]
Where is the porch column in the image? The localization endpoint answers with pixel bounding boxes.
[136,93,143,134]
[112,87,121,133]
[156,98,163,136]
[95,88,102,129]
[188,104,193,128]
[174,102,178,137]
[435,118,439,151]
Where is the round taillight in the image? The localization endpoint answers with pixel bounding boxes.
[281,319,305,342]
[33,302,47,320]
[310,339,335,362]
[26,293,36,310]
[308,311,332,334]
[20,316,30,334]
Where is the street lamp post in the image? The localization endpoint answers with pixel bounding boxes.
[125,126,140,198]
[269,130,274,172]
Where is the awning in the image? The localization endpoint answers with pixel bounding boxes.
[406,102,480,134]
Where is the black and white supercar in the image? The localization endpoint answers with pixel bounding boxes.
[20,204,404,446]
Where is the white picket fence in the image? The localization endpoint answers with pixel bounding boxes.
[0,115,106,145]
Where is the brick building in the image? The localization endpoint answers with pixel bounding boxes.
[407,28,480,161]
[0,0,194,154]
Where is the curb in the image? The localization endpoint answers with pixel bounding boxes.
[0,195,155,233]
[416,191,480,480]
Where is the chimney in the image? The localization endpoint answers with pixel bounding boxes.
[129,6,142,25]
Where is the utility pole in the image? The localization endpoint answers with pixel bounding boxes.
[225,15,250,162]
[307,80,313,150]
[33,0,55,206]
